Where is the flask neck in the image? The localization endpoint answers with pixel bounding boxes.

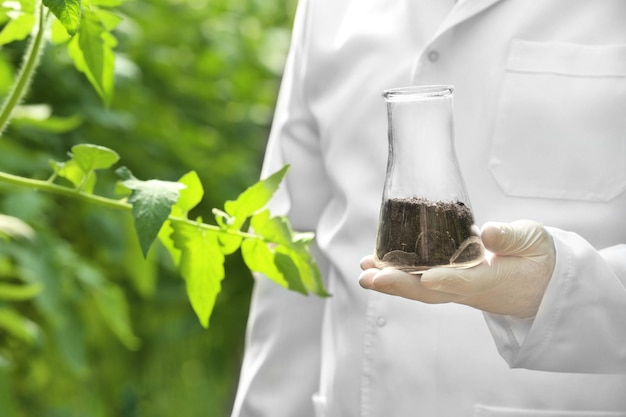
[382,85,468,204]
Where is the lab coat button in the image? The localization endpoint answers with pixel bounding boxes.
[427,50,440,62]
[376,316,387,327]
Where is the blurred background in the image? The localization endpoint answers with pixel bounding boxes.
[0,0,298,415]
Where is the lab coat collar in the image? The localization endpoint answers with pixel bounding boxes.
[434,0,505,40]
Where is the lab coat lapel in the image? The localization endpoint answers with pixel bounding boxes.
[433,0,505,40]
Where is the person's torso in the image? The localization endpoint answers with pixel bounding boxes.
[295,0,626,416]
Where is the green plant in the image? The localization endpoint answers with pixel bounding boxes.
[0,214,39,347]
[0,0,327,331]
[0,1,304,414]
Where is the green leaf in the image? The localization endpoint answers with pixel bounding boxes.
[158,171,204,266]
[52,312,88,374]
[91,0,126,6]
[50,16,71,43]
[70,143,119,172]
[1,0,34,15]
[92,7,121,31]
[250,210,329,297]
[223,164,289,230]
[71,259,140,350]
[214,165,289,255]
[212,208,242,255]
[157,220,180,266]
[0,12,35,45]
[240,238,306,294]
[10,244,88,374]
[49,144,117,193]
[0,214,34,240]
[12,113,83,133]
[49,159,96,193]
[92,284,141,350]
[217,233,243,256]
[116,167,185,257]
[0,308,38,344]
[123,214,158,298]
[172,171,203,217]
[171,221,225,328]
[68,9,116,105]
[0,282,42,300]
[43,0,81,35]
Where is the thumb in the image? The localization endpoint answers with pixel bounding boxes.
[480,220,550,256]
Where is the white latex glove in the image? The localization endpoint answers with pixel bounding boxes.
[359,220,556,318]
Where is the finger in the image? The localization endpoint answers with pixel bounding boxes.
[481,220,547,256]
[420,261,493,295]
[358,267,378,289]
[360,255,377,270]
[361,268,461,304]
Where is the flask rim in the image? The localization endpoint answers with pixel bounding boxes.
[382,85,454,102]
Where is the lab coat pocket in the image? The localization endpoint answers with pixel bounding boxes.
[489,40,626,202]
[475,404,626,417]
[312,393,327,417]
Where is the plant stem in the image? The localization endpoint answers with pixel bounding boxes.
[0,171,129,210]
[0,1,48,135]
[0,170,259,239]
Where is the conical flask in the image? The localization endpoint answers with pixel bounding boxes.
[374,85,484,273]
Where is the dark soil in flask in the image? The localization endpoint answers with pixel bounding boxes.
[375,197,483,272]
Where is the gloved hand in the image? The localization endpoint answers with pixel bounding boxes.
[359,220,556,318]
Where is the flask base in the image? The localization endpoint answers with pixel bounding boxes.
[373,255,484,275]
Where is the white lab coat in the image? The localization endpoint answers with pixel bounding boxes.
[231,0,626,416]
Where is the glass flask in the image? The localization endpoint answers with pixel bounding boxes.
[374,85,484,273]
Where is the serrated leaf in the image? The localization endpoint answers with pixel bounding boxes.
[128,182,183,257]
[0,12,35,45]
[172,171,203,216]
[70,143,119,172]
[223,165,289,230]
[117,167,185,257]
[68,9,116,105]
[158,171,204,267]
[277,242,328,297]
[216,165,289,254]
[158,219,180,266]
[250,210,329,297]
[240,238,307,294]
[0,282,42,300]
[249,209,291,245]
[211,209,242,255]
[171,221,225,328]
[52,143,119,194]
[49,159,97,193]
[217,233,243,256]
[43,0,81,35]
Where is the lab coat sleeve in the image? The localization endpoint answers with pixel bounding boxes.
[230,0,331,416]
[484,228,626,374]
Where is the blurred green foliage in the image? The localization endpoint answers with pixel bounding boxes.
[0,0,298,415]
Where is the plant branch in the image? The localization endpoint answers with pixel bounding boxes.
[0,170,260,240]
[0,1,48,135]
